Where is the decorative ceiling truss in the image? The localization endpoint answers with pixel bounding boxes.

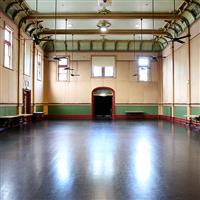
[42,40,162,52]
[38,29,165,36]
[26,12,176,20]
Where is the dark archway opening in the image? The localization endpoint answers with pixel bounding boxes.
[94,96,112,119]
[92,87,115,120]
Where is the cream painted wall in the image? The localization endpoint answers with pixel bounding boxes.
[46,52,161,104]
[174,44,189,103]
[162,54,173,103]
[0,11,19,104]
[0,11,44,109]
[162,18,200,106]
[191,34,200,103]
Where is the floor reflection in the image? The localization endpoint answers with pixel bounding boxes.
[53,138,74,189]
[89,133,116,180]
[133,137,153,187]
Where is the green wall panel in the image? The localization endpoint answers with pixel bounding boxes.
[174,106,187,119]
[48,104,159,115]
[163,106,172,116]
[48,105,91,115]
[0,106,17,116]
[191,107,200,115]
[36,105,43,112]
[115,105,158,115]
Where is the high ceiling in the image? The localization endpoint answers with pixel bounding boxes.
[25,0,182,12]
[1,0,200,51]
[25,0,182,41]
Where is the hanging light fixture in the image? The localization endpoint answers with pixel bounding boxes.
[63,19,74,71]
[97,20,111,33]
[133,34,136,61]
[98,0,112,8]
[71,34,80,77]
[132,34,138,76]
[97,0,112,14]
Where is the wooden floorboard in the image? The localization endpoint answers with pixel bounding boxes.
[0,120,200,200]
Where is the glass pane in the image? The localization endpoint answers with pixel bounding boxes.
[93,66,102,77]
[4,55,10,67]
[37,52,42,80]
[139,67,148,81]
[38,54,41,65]
[58,74,67,81]
[5,29,10,42]
[104,66,114,77]
[25,64,31,75]
[138,57,149,66]
[59,58,67,66]
[24,42,31,76]
[59,67,67,74]
[4,43,9,56]
[37,69,41,80]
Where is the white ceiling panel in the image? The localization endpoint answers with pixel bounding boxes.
[51,34,154,40]
[25,0,184,13]
[41,19,164,29]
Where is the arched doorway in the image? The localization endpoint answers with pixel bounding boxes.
[92,87,115,119]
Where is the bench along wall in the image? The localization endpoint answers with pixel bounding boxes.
[162,18,200,120]
[44,52,162,119]
[0,11,45,116]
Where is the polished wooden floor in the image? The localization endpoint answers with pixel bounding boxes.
[0,120,200,200]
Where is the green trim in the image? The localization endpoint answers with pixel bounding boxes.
[191,107,200,115]
[116,105,158,115]
[0,106,17,116]
[163,106,172,116]
[174,106,187,119]
[36,105,43,112]
[48,104,158,115]
[48,105,91,115]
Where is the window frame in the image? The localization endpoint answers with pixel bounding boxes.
[137,57,151,82]
[57,57,70,82]
[37,51,43,81]
[23,40,32,76]
[91,56,116,78]
[4,25,13,70]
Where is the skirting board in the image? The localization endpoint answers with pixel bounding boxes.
[158,115,200,126]
[47,114,159,120]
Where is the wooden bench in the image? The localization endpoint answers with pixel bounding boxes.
[20,114,33,124]
[33,112,45,121]
[0,115,23,128]
[125,111,145,119]
[184,115,200,126]
[0,114,33,128]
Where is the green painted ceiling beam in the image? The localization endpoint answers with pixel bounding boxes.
[39,29,166,36]
[26,12,177,20]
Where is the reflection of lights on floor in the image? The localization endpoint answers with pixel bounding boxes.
[89,134,116,180]
[54,141,74,189]
[133,138,153,187]
[1,180,14,200]
[56,157,71,184]
[92,153,114,178]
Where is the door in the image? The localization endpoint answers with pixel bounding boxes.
[92,87,115,120]
[94,96,112,119]
[23,89,31,114]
